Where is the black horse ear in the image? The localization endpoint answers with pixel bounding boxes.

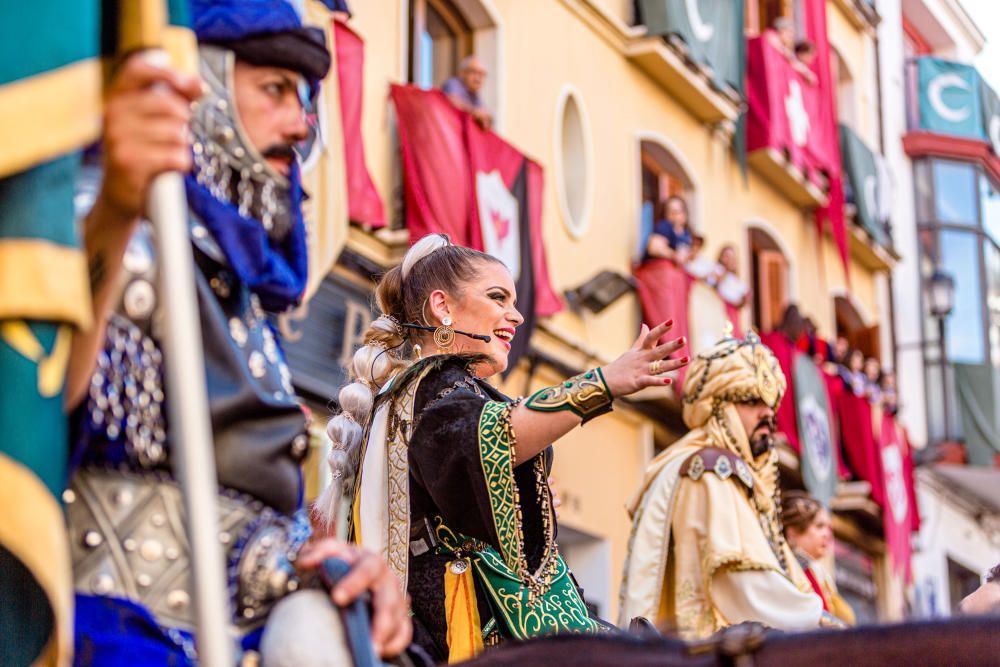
[628,616,662,639]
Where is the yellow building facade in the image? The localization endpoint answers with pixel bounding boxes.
[302,0,899,622]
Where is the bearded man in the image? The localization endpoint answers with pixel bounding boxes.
[619,332,832,639]
[65,1,410,663]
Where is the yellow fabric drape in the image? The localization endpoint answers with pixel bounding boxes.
[444,559,483,663]
[0,453,73,667]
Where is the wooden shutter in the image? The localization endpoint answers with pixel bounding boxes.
[757,249,788,332]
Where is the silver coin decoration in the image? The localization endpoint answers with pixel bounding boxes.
[88,315,168,468]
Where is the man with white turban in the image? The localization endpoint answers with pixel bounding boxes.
[619,331,833,639]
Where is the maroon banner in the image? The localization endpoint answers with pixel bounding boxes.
[760,332,801,453]
[821,371,852,479]
[745,6,848,279]
[464,117,561,316]
[879,414,919,580]
[835,393,885,507]
[634,259,692,385]
[390,84,561,323]
[334,19,385,227]
[745,37,827,186]
[802,0,849,280]
[391,85,469,244]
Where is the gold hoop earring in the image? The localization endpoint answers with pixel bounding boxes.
[434,316,455,353]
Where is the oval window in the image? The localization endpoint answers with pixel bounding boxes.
[555,89,592,239]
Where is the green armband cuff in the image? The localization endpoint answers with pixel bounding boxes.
[525,367,613,424]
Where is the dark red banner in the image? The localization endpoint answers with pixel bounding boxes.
[333,19,384,227]
[744,0,848,278]
[634,259,692,385]
[760,331,801,453]
[802,0,849,280]
[879,414,919,580]
[835,392,885,507]
[390,84,561,329]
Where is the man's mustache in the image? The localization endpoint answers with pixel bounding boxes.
[262,144,298,162]
[753,416,776,435]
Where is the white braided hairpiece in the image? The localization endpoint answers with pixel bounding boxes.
[313,315,410,533]
[401,233,450,279]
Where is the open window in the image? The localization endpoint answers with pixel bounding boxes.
[638,138,695,259]
[835,295,880,359]
[745,0,801,36]
[831,46,856,128]
[748,227,790,331]
[406,0,501,120]
[409,0,472,89]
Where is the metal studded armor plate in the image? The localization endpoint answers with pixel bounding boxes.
[66,469,308,633]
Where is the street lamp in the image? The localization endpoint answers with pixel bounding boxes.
[928,269,955,440]
[928,270,955,319]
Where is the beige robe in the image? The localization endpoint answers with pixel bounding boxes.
[619,437,822,639]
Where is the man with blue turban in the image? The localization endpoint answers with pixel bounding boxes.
[65,1,411,664]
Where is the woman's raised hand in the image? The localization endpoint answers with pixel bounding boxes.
[600,321,689,398]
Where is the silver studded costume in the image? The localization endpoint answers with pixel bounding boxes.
[69,41,315,656]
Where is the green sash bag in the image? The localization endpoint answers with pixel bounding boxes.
[435,522,602,641]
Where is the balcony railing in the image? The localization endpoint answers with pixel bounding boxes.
[627,0,743,124]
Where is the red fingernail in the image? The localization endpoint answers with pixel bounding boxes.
[664,378,673,385]
[679,337,687,345]
[681,357,690,364]
[665,319,674,327]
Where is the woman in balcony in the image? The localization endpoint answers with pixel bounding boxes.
[644,195,698,266]
[781,491,856,625]
[635,194,697,375]
[315,233,688,662]
[839,348,868,397]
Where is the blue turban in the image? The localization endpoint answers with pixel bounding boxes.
[191,0,331,87]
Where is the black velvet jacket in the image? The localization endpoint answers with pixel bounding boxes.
[393,356,553,660]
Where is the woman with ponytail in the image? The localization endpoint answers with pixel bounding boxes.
[318,233,688,661]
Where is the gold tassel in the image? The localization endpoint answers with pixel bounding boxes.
[443,558,483,663]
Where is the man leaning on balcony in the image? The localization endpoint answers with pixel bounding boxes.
[619,331,844,639]
[441,55,493,129]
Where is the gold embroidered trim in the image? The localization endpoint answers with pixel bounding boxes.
[525,368,612,422]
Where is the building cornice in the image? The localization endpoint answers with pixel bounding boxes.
[942,0,987,53]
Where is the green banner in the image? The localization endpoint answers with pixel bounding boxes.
[0,4,194,665]
[0,3,99,86]
[954,362,1000,466]
[638,0,746,96]
[793,354,838,506]
[839,124,887,247]
[917,57,982,139]
[981,77,1000,156]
